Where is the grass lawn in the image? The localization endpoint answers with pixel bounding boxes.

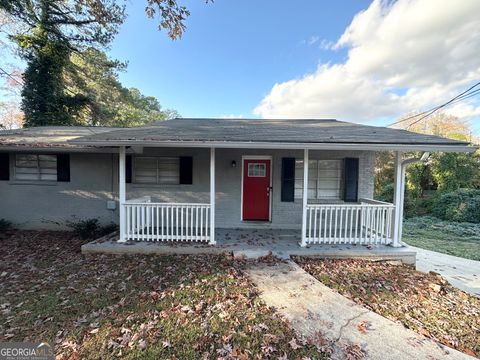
[402,216,480,260]
[295,257,480,358]
[0,231,330,359]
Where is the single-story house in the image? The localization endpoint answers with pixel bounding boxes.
[0,118,473,248]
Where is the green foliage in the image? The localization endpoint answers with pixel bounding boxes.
[430,152,480,192]
[403,216,480,260]
[20,39,89,126]
[0,218,13,232]
[374,151,395,198]
[1,0,125,127]
[376,183,394,203]
[67,218,118,239]
[431,189,480,223]
[375,150,480,218]
[64,48,179,126]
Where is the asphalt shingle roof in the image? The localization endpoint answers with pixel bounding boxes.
[0,119,472,151]
[0,126,123,148]
[70,118,469,146]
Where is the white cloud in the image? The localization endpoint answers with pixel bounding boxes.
[221,114,244,119]
[255,0,480,124]
[307,36,320,46]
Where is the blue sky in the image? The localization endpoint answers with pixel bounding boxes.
[109,0,370,118]
[2,0,479,133]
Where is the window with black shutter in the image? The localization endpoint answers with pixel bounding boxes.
[57,154,70,182]
[344,157,359,202]
[179,156,193,185]
[281,157,295,202]
[0,153,9,181]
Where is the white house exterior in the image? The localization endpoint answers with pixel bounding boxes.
[0,118,473,248]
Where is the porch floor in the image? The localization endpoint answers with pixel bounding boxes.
[81,229,416,265]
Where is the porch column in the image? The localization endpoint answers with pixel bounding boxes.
[392,151,404,247]
[118,146,126,243]
[300,148,309,247]
[209,147,216,245]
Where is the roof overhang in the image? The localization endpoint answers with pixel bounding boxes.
[0,145,120,153]
[68,139,476,153]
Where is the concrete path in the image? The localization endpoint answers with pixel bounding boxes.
[411,246,480,297]
[246,261,473,360]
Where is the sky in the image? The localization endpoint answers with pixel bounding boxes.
[106,0,480,134]
[2,0,480,133]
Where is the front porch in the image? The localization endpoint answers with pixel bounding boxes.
[116,147,404,248]
[82,228,416,264]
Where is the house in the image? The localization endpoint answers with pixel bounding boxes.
[0,118,473,248]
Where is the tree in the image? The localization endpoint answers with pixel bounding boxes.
[1,0,206,127]
[376,112,479,216]
[0,101,24,129]
[0,0,125,126]
[64,48,178,126]
[392,112,471,141]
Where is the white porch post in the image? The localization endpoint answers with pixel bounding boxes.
[392,151,404,247]
[300,148,309,247]
[209,147,216,245]
[118,146,126,243]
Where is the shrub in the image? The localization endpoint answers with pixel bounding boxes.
[376,183,394,203]
[67,219,118,239]
[67,218,100,239]
[431,189,480,223]
[0,219,13,232]
[99,222,118,236]
[376,183,420,218]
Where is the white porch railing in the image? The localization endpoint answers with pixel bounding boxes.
[124,200,212,242]
[305,199,394,245]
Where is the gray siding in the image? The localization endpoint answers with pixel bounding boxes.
[0,152,118,229]
[0,148,375,230]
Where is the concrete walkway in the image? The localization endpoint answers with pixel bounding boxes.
[411,246,480,297]
[246,261,473,360]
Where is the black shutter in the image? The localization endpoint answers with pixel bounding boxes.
[57,154,70,182]
[179,156,193,184]
[344,157,359,202]
[126,155,132,183]
[0,153,9,181]
[281,157,295,202]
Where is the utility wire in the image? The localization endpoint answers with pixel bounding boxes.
[388,81,480,128]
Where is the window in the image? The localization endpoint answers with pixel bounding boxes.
[134,157,180,185]
[248,163,266,177]
[295,159,343,200]
[14,154,57,181]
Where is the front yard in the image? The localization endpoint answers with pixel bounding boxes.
[295,257,480,358]
[0,231,329,359]
[403,216,480,260]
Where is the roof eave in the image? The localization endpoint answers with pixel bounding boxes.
[68,139,476,153]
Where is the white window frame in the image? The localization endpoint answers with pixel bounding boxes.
[133,156,180,185]
[247,163,266,177]
[295,159,344,200]
[14,154,57,182]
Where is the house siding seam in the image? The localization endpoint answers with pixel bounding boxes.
[0,148,375,230]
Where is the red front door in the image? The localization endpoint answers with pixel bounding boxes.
[243,159,271,221]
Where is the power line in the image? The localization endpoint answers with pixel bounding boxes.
[388,81,480,128]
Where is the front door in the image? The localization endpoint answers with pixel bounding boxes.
[242,159,271,221]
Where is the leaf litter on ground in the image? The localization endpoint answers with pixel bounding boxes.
[0,230,331,359]
[294,257,480,358]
